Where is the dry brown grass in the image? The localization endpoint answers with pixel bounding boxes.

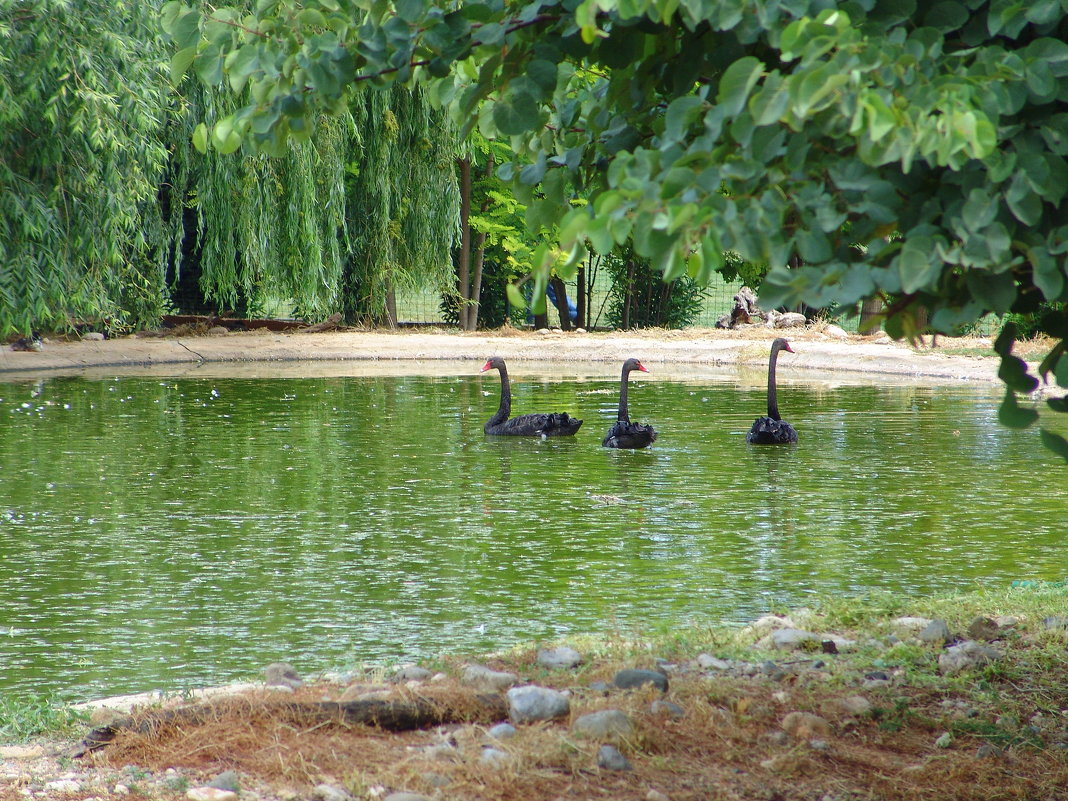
[70,646,1068,801]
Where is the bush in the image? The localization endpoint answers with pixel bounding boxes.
[603,245,708,329]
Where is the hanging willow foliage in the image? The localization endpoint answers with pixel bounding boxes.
[0,0,171,336]
[0,0,459,334]
[164,78,350,319]
[343,86,460,324]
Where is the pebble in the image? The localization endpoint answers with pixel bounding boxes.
[781,712,831,740]
[613,668,668,692]
[537,646,583,670]
[938,641,1003,675]
[917,619,952,644]
[507,685,570,723]
[572,709,633,739]
[650,699,685,718]
[462,664,518,691]
[696,653,731,670]
[312,783,354,801]
[264,662,303,689]
[45,779,81,793]
[186,789,238,801]
[383,793,433,801]
[394,666,432,681]
[596,744,632,771]
[207,770,240,791]
[81,332,106,341]
[480,747,510,767]
[486,722,518,740]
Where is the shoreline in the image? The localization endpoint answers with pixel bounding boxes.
[0,326,1005,383]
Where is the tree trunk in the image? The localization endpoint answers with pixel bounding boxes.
[575,265,587,330]
[549,276,572,331]
[456,156,473,330]
[622,259,635,329]
[860,297,883,332]
[384,281,398,328]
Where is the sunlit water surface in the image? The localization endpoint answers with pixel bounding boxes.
[0,366,1062,700]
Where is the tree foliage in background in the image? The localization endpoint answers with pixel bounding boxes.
[342,85,459,325]
[0,0,171,335]
[164,0,1068,459]
[165,78,350,318]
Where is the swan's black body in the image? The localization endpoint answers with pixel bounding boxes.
[747,338,798,445]
[480,357,583,437]
[603,358,657,449]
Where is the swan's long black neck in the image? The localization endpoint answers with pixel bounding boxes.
[488,364,512,427]
[617,364,633,423]
[767,344,783,421]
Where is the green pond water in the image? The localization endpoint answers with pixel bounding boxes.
[0,363,1063,701]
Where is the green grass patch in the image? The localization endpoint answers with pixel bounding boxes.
[0,693,88,742]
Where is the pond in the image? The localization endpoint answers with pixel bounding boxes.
[0,361,1062,701]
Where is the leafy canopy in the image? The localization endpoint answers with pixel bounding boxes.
[163,0,1068,458]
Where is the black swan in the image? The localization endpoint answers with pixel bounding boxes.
[603,358,657,449]
[480,357,583,437]
[746,338,798,445]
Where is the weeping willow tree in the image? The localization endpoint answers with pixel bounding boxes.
[0,0,171,336]
[167,82,457,324]
[342,87,460,325]
[0,0,459,335]
[164,78,349,319]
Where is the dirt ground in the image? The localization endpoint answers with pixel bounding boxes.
[0,324,1019,383]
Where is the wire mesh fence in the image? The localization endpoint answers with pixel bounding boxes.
[396,271,748,329]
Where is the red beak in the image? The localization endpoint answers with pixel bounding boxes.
[637,362,650,372]
[784,343,795,353]
[480,361,492,372]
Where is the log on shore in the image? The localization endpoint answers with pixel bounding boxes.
[72,694,509,757]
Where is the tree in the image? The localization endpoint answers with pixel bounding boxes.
[162,0,1068,459]
[0,0,173,335]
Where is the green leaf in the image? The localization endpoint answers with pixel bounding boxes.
[169,8,202,51]
[191,122,209,154]
[171,47,197,84]
[860,90,896,143]
[1036,342,1067,384]
[1039,429,1068,463]
[212,117,243,154]
[998,352,1040,393]
[526,60,558,95]
[749,72,790,126]
[998,388,1039,429]
[663,96,703,145]
[585,215,614,255]
[897,236,940,293]
[1005,171,1043,225]
[965,269,1016,313]
[716,56,764,117]
[924,1,969,32]
[1028,245,1064,302]
[506,282,526,311]
[961,188,997,232]
[491,92,540,136]
[395,0,426,23]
